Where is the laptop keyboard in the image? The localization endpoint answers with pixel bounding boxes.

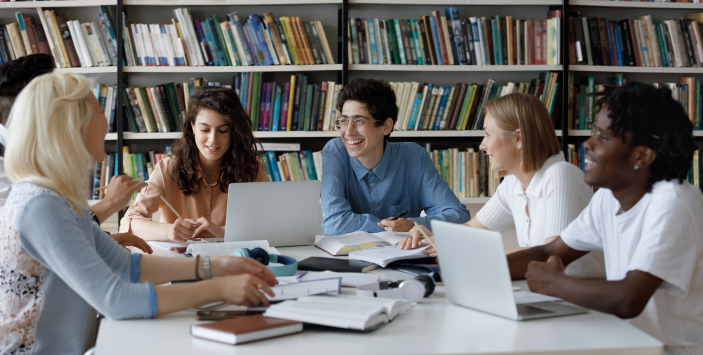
[516,304,554,316]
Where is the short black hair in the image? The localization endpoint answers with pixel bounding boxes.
[335,78,398,141]
[595,81,694,187]
[0,54,55,125]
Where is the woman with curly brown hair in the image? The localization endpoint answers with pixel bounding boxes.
[120,86,268,241]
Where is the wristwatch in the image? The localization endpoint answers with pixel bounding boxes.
[203,256,213,279]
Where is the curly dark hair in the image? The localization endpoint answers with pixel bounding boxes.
[335,78,398,141]
[171,86,261,196]
[0,54,55,125]
[595,81,694,187]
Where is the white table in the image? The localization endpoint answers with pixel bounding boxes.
[95,245,663,355]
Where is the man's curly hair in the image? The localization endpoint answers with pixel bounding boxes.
[595,81,694,188]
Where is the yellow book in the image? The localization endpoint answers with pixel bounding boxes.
[49,10,71,68]
[461,85,478,130]
[183,82,190,111]
[172,19,191,66]
[281,17,300,65]
[287,75,296,131]
[122,146,131,178]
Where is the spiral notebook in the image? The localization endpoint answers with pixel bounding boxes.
[348,245,430,268]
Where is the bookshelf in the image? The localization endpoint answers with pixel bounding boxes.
[122,64,342,73]
[570,0,703,10]
[349,65,564,72]
[0,1,117,9]
[123,0,342,5]
[570,65,703,74]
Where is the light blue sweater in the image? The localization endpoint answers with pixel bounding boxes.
[2,182,157,355]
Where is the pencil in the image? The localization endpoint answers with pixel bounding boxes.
[412,221,438,251]
[93,177,146,191]
[160,195,183,219]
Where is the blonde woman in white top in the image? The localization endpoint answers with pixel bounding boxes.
[399,93,605,278]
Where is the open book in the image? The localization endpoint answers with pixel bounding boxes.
[185,240,279,257]
[349,245,430,268]
[315,231,409,256]
[263,295,414,331]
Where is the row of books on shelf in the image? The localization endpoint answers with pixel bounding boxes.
[0,7,117,68]
[260,150,321,183]
[567,73,702,130]
[94,83,118,133]
[569,12,703,68]
[349,8,561,66]
[124,9,334,68]
[430,147,505,198]
[391,72,561,132]
[89,147,173,200]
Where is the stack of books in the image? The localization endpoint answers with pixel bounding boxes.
[390,72,561,132]
[93,83,118,133]
[430,148,507,198]
[124,9,335,67]
[349,8,561,66]
[0,7,117,68]
[261,150,322,183]
[567,73,702,130]
[569,12,703,68]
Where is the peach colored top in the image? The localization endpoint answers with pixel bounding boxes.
[119,156,267,233]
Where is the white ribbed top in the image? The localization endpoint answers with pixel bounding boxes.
[476,154,606,278]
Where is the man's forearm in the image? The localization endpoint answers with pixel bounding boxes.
[507,246,551,280]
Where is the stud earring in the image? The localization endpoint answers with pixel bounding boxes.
[634,164,639,171]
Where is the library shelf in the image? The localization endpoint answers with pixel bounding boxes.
[349,0,562,5]
[105,133,118,141]
[349,64,563,72]
[0,1,116,8]
[123,0,341,5]
[568,130,591,137]
[570,0,703,9]
[123,64,342,73]
[56,67,117,74]
[571,65,703,74]
[120,130,563,140]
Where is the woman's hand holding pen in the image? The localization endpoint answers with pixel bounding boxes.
[398,225,437,257]
[166,218,198,242]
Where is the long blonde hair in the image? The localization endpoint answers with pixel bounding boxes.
[5,72,94,215]
[484,93,561,173]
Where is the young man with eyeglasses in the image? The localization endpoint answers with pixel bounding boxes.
[320,78,470,236]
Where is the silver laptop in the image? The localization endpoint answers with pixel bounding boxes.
[431,221,589,321]
[225,181,322,247]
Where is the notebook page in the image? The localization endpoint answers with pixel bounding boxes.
[372,231,410,246]
[268,299,385,322]
[186,240,276,256]
[349,245,429,267]
[315,231,389,255]
[297,295,413,318]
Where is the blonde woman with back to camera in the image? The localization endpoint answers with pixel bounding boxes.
[0,72,278,355]
[400,93,605,278]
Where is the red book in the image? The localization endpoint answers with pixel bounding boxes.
[541,20,548,65]
[534,19,543,65]
[485,18,495,65]
[432,11,449,65]
[527,19,535,65]
[56,14,81,68]
[568,17,577,65]
[399,19,414,65]
[33,22,50,55]
[191,315,302,345]
[281,82,290,131]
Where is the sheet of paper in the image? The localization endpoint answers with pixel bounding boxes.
[350,245,429,267]
[267,277,341,301]
[372,231,409,246]
[325,231,388,248]
[277,271,381,287]
[513,291,561,304]
[186,240,278,256]
[148,241,198,251]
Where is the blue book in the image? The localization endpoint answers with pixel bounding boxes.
[249,14,275,66]
[201,20,220,66]
[95,84,102,100]
[433,86,450,130]
[294,76,308,131]
[229,12,254,66]
[272,84,282,132]
[206,18,229,66]
[407,93,423,130]
[614,24,624,66]
[234,74,241,97]
[469,20,482,64]
[367,19,378,65]
[240,72,248,109]
[194,21,214,66]
[243,21,262,66]
[446,7,464,65]
[605,19,615,66]
[303,150,317,180]
[260,154,274,181]
[267,151,281,181]
[429,16,443,65]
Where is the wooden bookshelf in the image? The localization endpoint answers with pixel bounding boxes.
[350,64,563,72]
[123,0,341,5]
[0,1,116,8]
[349,0,561,5]
[55,67,118,74]
[123,64,342,73]
[570,0,703,9]
[571,65,703,74]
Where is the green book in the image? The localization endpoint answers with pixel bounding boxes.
[223,21,241,66]
[455,85,474,130]
[122,89,139,133]
[655,24,668,68]
[579,84,587,130]
[251,72,261,129]
[163,83,182,131]
[303,85,314,131]
[388,19,401,65]
[350,18,360,64]
[393,19,407,65]
[212,15,232,66]
[129,154,138,179]
[548,82,559,115]
[137,87,158,133]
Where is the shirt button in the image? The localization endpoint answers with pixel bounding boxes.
[205,210,210,215]
[370,183,374,187]
[206,187,211,191]
[374,208,377,212]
